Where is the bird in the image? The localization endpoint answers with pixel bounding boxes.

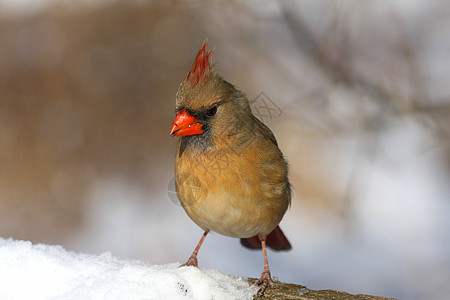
[170,40,291,296]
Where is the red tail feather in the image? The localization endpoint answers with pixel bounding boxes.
[240,226,291,251]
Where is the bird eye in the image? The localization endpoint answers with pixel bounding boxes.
[206,106,217,117]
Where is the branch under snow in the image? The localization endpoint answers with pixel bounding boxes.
[0,238,396,299]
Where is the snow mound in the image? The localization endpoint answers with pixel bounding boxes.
[0,238,257,300]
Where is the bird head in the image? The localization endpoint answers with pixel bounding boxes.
[170,40,251,141]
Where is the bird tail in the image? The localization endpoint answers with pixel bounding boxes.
[240,226,292,251]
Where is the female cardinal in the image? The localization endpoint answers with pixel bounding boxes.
[170,40,291,295]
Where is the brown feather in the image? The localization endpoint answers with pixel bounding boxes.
[241,226,291,251]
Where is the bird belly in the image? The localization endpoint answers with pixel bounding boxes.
[180,190,281,238]
[193,197,269,237]
[175,164,288,238]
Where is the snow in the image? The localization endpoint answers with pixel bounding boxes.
[0,238,257,300]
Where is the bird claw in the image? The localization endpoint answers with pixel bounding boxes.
[254,270,274,297]
[180,254,198,267]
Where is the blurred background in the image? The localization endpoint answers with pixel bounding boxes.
[0,0,449,299]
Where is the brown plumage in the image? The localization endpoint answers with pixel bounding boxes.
[170,40,291,295]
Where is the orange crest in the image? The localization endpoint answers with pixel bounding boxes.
[184,40,214,86]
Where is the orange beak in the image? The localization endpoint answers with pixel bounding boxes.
[170,109,203,137]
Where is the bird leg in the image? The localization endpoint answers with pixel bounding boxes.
[255,234,274,296]
[180,231,209,267]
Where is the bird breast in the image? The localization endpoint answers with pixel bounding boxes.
[175,138,290,238]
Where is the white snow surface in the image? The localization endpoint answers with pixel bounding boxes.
[0,238,257,300]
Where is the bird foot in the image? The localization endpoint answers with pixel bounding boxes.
[254,270,274,297]
[180,254,198,267]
